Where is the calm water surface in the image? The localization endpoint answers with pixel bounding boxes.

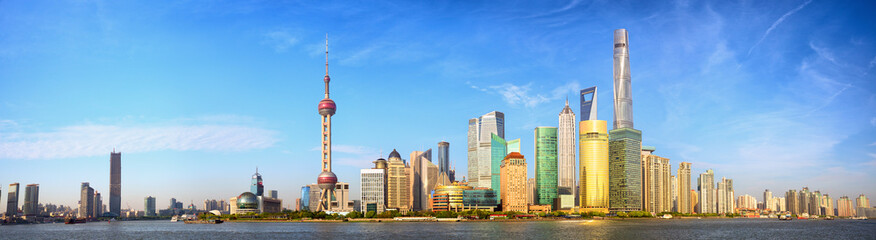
[3,219,874,239]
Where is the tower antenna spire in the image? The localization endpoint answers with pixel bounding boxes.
[324,34,330,98]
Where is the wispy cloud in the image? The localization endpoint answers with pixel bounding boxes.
[747,0,813,56]
[809,41,840,66]
[0,120,278,160]
[0,120,17,128]
[486,81,580,108]
[262,30,299,52]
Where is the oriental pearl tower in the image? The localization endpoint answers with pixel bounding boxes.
[316,36,338,212]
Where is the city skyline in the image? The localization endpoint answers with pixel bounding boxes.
[1,1,876,211]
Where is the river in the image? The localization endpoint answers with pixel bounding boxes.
[2,218,874,239]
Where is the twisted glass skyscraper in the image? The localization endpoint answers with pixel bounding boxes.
[609,29,642,212]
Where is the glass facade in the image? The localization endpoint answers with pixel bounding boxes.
[579,120,609,209]
[23,184,38,216]
[580,87,597,121]
[434,184,472,211]
[438,141,450,176]
[144,196,156,216]
[613,29,634,129]
[251,171,264,196]
[471,111,505,189]
[462,189,499,206]
[535,127,558,206]
[110,151,121,217]
[608,128,642,212]
[360,169,385,213]
[300,186,311,211]
[6,183,18,217]
[490,133,520,198]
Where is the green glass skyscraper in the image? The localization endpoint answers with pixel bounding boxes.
[535,127,558,206]
[491,133,520,198]
[608,128,642,212]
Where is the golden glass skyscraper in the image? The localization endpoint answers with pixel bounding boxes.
[579,120,609,209]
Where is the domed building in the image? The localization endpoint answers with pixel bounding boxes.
[237,192,259,210]
[230,170,283,214]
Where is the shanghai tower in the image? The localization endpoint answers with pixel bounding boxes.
[612,29,633,129]
[608,29,642,212]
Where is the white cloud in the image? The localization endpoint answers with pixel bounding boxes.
[263,30,299,52]
[870,117,876,127]
[487,81,579,108]
[0,123,278,160]
[0,120,17,128]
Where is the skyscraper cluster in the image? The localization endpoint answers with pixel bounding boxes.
[356,147,452,214]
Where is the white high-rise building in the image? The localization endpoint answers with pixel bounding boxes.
[697,169,715,214]
[670,175,678,212]
[678,162,692,214]
[467,111,504,188]
[558,100,576,198]
[642,147,670,213]
[716,177,734,214]
[776,197,786,212]
[736,195,757,209]
[360,169,386,213]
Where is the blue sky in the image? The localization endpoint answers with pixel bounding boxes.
[1,0,875,210]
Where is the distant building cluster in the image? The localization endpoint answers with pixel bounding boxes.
[229,169,283,215]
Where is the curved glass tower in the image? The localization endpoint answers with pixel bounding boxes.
[579,120,609,209]
[609,29,642,212]
[613,29,633,129]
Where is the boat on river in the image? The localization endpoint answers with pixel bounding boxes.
[65,218,87,224]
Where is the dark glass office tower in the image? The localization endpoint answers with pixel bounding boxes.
[23,184,39,216]
[580,87,597,121]
[110,151,121,216]
[6,183,19,217]
[438,141,450,176]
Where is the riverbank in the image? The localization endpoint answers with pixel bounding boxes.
[221,216,816,223]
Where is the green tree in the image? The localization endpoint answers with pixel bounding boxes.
[365,211,376,218]
[436,211,458,218]
[346,211,362,219]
